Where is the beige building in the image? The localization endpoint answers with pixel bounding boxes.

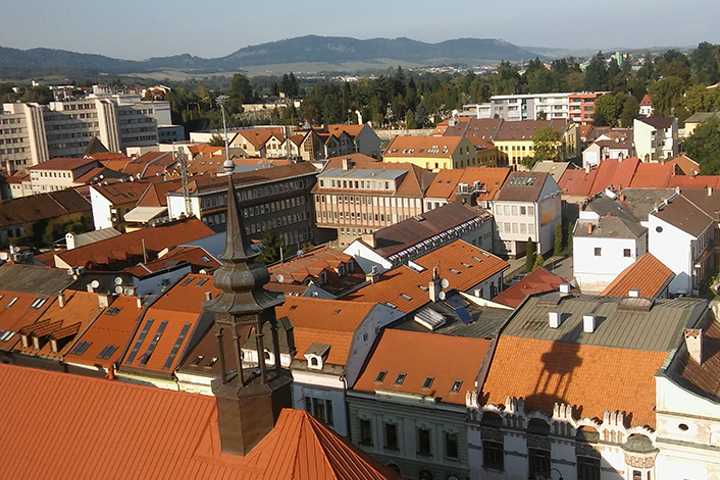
[383,135,477,172]
[0,103,50,169]
[493,119,579,169]
[28,157,104,194]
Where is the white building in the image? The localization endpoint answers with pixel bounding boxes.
[573,195,648,294]
[633,117,679,163]
[645,191,717,296]
[492,171,562,258]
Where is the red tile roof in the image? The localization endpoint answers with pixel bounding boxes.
[345,241,509,313]
[628,162,674,188]
[667,175,720,189]
[449,167,510,202]
[676,320,720,399]
[64,295,144,368]
[666,154,700,176]
[91,178,161,205]
[424,169,465,198]
[0,189,91,228]
[0,363,401,480]
[268,247,363,295]
[124,245,220,277]
[492,267,571,308]
[276,297,377,366]
[591,157,640,194]
[481,336,669,428]
[354,329,491,405]
[558,168,598,197]
[384,135,464,159]
[29,157,99,171]
[0,291,52,349]
[53,218,214,270]
[601,253,675,298]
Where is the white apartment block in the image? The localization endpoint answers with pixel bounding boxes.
[462,92,608,124]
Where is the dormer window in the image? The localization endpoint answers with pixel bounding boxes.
[304,343,330,370]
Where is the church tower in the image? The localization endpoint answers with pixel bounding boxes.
[203,160,293,456]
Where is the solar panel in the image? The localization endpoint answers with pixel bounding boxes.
[455,307,473,324]
[138,320,167,367]
[181,277,194,286]
[195,278,209,287]
[70,341,92,355]
[125,318,154,364]
[105,307,122,316]
[445,295,468,309]
[162,323,191,370]
[97,345,118,360]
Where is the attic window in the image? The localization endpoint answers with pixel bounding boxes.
[422,376,435,389]
[333,309,341,314]
[70,341,92,355]
[6,297,18,308]
[375,370,387,383]
[472,256,483,262]
[30,297,47,309]
[97,345,118,359]
[289,305,298,310]
[450,380,463,393]
[181,277,194,286]
[449,268,461,275]
[204,357,218,368]
[201,256,210,263]
[394,373,407,385]
[196,278,209,287]
[190,355,204,367]
[399,293,413,301]
[105,307,122,316]
[461,263,472,268]
[418,285,429,291]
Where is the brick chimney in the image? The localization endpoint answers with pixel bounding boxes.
[684,328,703,364]
[365,266,381,285]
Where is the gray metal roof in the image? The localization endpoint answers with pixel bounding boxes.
[0,264,77,297]
[620,188,677,222]
[319,167,406,180]
[574,216,646,239]
[502,293,707,352]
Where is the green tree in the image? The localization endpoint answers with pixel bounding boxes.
[228,74,253,113]
[260,228,284,265]
[618,93,640,127]
[684,116,720,174]
[584,52,609,91]
[554,223,563,256]
[524,126,561,168]
[533,254,545,270]
[648,76,686,116]
[208,134,225,147]
[414,103,430,128]
[21,85,54,104]
[405,109,416,129]
[593,94,621,127]
[525,238,536,273]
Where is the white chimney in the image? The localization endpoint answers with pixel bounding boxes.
[342,157,351,170]
[708,186,713,197]
[628,289,640,298]
[548,311,562,328]
[684,328,703,364]
[66,232,76,250]
[98,293,112,309]
[136,297,143,309]
[583,314,597,333]
[205,291,213,301]
[58,293,65,308]
[429,267,442,302]
[365,266,381,285]
[559,283,571,294]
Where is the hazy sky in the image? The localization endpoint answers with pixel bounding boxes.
[2,0,720,60]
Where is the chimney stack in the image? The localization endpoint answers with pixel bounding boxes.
[98,293,112,309]
[708,186,713,197]
[585,163,591,174]
[429,267,442,303]
[136,297,143,309]
[205,291,213,301]
[588,223,593,235]
[342,157,352,171]
[559,283,571,294]
[58,293,65,308]
[365,266,381,285]
[583,314,597,333]
[548,311,562,328]
[684,328,703,364]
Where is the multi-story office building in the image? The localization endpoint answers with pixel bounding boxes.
[312,158,435,246]
[0,91,171,168]
[462,91,607,124]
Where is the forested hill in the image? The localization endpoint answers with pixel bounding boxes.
[0,35,538,78]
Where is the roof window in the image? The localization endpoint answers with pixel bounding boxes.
[190,355,204,367]
[450,380,463,393]
[30,297,47,309]
[6,297,18,308]
[70,341,92,355]
[422,377,434,389]
[375,370,387,383]
[195,278,209,287]
[394,373,407,385]
[97,345,118,359]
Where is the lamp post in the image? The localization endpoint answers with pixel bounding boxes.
[216,95,231,172]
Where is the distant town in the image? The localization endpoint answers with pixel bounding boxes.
[1,41,720,480]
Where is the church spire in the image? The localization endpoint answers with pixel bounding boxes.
[203,160,293,456]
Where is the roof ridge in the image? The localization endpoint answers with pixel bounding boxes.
[680,193,716,221]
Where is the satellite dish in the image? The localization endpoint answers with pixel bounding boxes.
[276,274,285,283]
[441,278,450,289]
[91,280,100,289]
[296,250,304,257]
[114,276,123,285]
[439,291,447,301]
[114,285,124,294]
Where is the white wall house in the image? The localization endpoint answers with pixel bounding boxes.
[89,186,114,230]
[633,117,679,163]
[573,211,648,293]
[645,194,716,296]
[492,172,562,258]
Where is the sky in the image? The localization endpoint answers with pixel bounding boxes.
[2,0,720,60]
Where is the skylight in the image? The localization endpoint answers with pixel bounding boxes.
[422,377,434,389]
[450,380,463,393]
[394,373,407,385]
[70,341,92,355]
[190,355,204,366]
[97,345,118,359]
[6,297,18,308]
[195,278,209,287]
[181,277,194,286]
[375,370,387,383]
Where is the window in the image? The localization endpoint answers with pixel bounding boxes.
[422,376,434,389]
[623,248,631,258]
[594,247,601,257]
[528,448,551,478]
[375,371,387,382]
[577,456,601,480]
[445,432,458,459]
[385,423,398,450]
[450,380,463,393]
[482,440,504,469]
[633,471,642,480]
[418,428,431,456]
[359,419,373,446]
[305,397,334,426]
[394,373,406,385]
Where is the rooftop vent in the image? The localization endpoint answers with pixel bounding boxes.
[548,311,562,329]
[559,283,571,294]
[583,314,597,333]
[628,288,640,298]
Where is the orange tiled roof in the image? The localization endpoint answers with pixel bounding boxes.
[0,291,52,349]
[54,218,214,269]
[628,162,674,188]
[666,154,700,176]
[346,241,509,313]
[136,178,186,207]
[667,175,720,189]
[354,329,491,405]
[384,135,464,159]
[64,295,144,367]
[324,153,380,167]
[316,159,434,198]
[124,246,220,276]
[424,169,466,199]
[29,157,99,171]
[90,178,160,205]
[449,167,511,202]
[481,335,668,428]
[492,267,571,308]
[0,363,401,480]
[600,253,674,298]
[558,168,598,197]
[276,297,376,366]
[13,291,102,358]
[327,124,365,138]
[591,157,640,194]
